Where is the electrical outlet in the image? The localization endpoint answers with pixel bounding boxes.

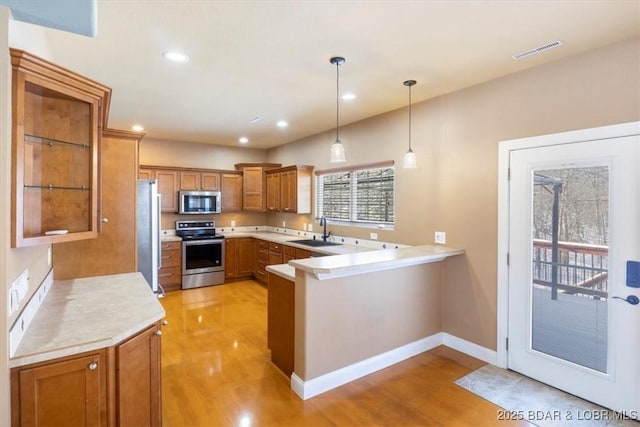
[370,232,378,240]
[230,220,236,227]
[282,221,286,228]
[307,224,313,232]
[435,231,446,244]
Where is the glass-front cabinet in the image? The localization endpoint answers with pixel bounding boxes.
[11,49,111,247]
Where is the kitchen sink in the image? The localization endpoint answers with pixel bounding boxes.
[289,239,342,247]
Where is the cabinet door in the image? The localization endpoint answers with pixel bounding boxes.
[11,49,107,247]
[14,352,106,427]
[221,174,242,212]
[242,167,265,211]
[280,170,296,212]
[117,323,162,427]
[52,133,139,280]
[139,168,155,180]
[179,171,200,190]
[266,172,281,212]
[267,273,295,376]
[156,169,179,212]
[201,172,221,191]
[238,238,255,277]
[225,238,239,280]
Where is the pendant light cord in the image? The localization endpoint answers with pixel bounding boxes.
[408,84,412,151]
[335,60,340,142]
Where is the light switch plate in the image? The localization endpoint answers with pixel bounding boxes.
[435,231,446,244]
[370,232,378,240]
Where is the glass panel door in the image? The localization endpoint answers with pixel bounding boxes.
[531,166,609,372]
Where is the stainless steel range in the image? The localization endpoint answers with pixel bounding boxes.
[176,220,225,289]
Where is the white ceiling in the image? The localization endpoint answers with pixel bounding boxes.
[38,0,639,149]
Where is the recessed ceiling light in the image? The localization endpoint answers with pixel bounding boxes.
[163,51,190,62]
[276,120,288,128]
[239,137,249,144]
[132,124,144,132]
[341,93,356,100]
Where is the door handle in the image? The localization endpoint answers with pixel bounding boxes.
[612,295,639,305]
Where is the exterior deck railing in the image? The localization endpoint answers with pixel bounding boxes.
[532,239,608,299]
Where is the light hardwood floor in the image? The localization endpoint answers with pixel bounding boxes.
[160,280,530,426]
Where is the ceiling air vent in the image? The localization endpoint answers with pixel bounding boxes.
[512,40,563,60]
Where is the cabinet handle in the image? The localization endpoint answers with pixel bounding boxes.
[162,320,169,326]
[158,273,173,278]
[155,330,162,336]
[101,218,109,223]
[161,255,172,259]
[88,362,98,370]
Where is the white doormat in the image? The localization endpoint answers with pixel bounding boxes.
[455,365,638,426]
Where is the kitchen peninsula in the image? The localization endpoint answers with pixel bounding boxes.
[228,227,465,400]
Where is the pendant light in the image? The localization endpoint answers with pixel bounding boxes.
[330,56,346,163]
[403,79,417,169]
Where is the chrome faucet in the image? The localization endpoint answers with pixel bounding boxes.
[319,215,331,242]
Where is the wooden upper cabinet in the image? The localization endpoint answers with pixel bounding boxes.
[179,171,220,191]
[235,163,281,211]
[139,168,154,180]
[155,169,179,212]
[265,165,313,214]
[266,172,281,212]
[10,48,111,247]
[221,173,242,212]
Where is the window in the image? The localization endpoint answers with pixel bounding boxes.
[316,162,395,226]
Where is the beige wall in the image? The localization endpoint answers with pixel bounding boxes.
[140,137,267,170]
[271,37,640,350]
[295,262,443,380]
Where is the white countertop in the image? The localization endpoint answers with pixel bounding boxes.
[9,272,166,368]
[289,245,464,280]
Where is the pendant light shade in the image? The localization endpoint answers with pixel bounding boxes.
[330,56,346,163]
[403,79,417,169]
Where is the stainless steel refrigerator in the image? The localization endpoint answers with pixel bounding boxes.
[137,179,162,296]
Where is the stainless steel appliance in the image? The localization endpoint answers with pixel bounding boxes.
[176,220,225,289]
[137,180,163,296]
[178,190,222,214]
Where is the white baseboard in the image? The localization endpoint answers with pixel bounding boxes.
[291,333,444,400]
[442,333,498,365]
[290,332,497,400]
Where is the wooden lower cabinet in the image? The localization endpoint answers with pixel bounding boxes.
[268,242,283,265]
[254,239,269,283]
[116,323,162,427]
[11,351,107,427]
[11,322,162,427]
[267,273,295,376]
[226,238,255,281]
[159,240,182,291]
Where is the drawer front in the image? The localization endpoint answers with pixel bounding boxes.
[159,266,181,286]
[256,248,269,261]
[269,242,282,253]
[256,239,269,250]
[160,249,180,268]
[284,245,296,256]
[161,241,181,251]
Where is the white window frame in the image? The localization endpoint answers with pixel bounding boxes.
[315,161,395,229]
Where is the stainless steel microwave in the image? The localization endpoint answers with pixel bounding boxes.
[178,191,221,214]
